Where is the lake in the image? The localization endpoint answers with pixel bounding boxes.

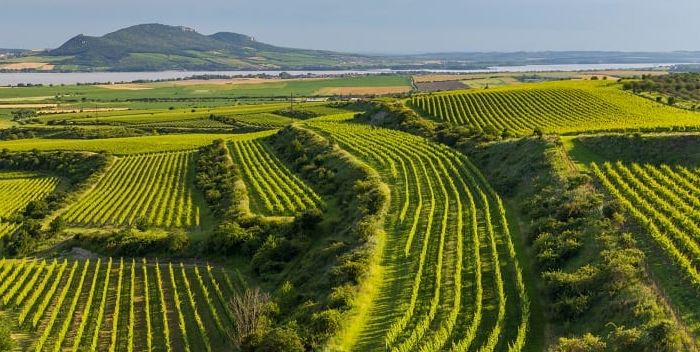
[0,63,680,86]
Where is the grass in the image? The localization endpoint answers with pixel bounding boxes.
[0,130,277,154]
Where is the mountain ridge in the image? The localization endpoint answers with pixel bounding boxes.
[39,23,382,71]
[3,23,700,72]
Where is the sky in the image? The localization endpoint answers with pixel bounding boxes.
[2,0,700,54]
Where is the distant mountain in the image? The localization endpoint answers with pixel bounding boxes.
[4,24,700,72]
[41,23,387,71]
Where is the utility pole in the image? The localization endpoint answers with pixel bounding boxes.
[290,93,294,112]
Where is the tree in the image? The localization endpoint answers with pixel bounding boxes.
[0,319,15,352]
[255,327,303,352]
[230,287,271,348]
[667,96,676,105]
[135,216,150,231]
[10,109,36,121]
[643,320,682,352]
[533,127,544,138]
[49,216,66,234]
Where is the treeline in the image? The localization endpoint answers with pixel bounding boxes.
[0,150,110,255]
[574,133,700,167]
[272,108,319,119]
[208,114,276,132]
[623,73,700,104]
[0,150,109,185]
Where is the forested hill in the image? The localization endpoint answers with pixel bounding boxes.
[42,23,384,71]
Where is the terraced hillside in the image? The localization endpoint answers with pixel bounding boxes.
[306,119,530,352]
[410,81,700,135]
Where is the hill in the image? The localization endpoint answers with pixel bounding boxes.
[40,23,385,71]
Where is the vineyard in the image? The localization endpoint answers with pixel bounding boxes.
[229,137,323,216]
[3,75,700,351]
[306,120,530,352]
[592,161,700,296]
[0,172,59,238]
[410,81,700,135]
[63,151,199,228]
[0,257,244,352]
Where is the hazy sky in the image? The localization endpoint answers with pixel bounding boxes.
[3,0,700,53]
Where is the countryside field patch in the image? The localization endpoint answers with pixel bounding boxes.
[0,62,54,70]
[0,131,276,154]
[96,84,153,90]
[314,86,411,95]
[0,104,57,108]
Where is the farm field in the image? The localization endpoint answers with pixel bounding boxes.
[306,120,530,352]
[0,130,276,154]
[410,80,700,135]
[229,138,323,216]
[0,72,700,351]
[0,257,244,352]
[63,151,199,228]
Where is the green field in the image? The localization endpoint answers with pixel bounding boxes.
[306,120,529,352]
[63,151,199,228]
[410,80,700,135]
[0,74,698,351]
[0,258,244,351]
[229,138,323,216]
[0,130,276,154]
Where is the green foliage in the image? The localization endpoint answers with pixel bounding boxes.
[0,318,15,351]
[272,108,320,119]
[229,138,324,216]
[254,327,304,352]
[195,139,240,217]
[74,229,189,256]
[135,216,150,231]
[0,149,109,185]
[48,216,66,234]
[0,133,263,155]
[623,72,700,102]
[574,133,700,166]
[10,108,36,121]
[553,333,606,352]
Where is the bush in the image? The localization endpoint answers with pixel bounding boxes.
[255,327,304,352]
[327,285,355,311]
[0,318,15,352]
[554,333,605,352]
[310,309,342,338]
[642,320,683,352]
[49,216,66,234]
